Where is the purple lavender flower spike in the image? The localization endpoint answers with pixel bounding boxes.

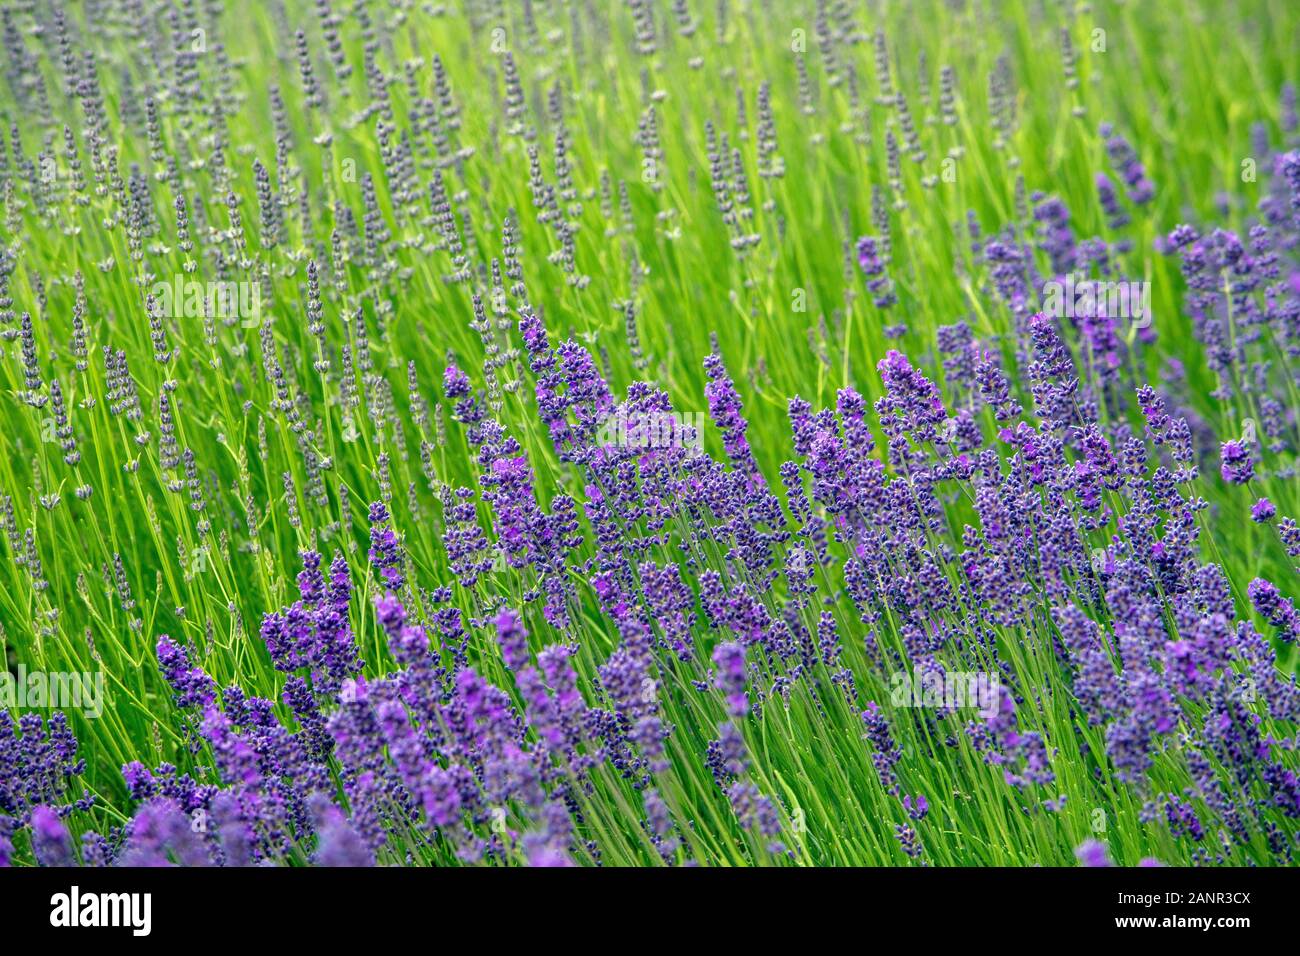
[494,607,530,672]
[1074,839,1113,867]
[713,642,748,718]
[902,794,929,821]
[312,795,375,866]
[1247,578,1299,642]
[30,805,75,867]
[1219,440,1253,484]
[156,635,217,710]
[118,799,213,867]
[367,500,405,590]
[894,822,922,859]
[704,350,762,483]
[861,702,902,794]
[0,816,13,867]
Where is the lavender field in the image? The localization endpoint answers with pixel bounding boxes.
[1,0,1299,869]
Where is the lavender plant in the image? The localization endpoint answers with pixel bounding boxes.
[0,0,1297,868]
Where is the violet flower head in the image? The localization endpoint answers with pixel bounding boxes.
[1102,124,1154,204]
[902,793,929,821]
[519,311,550,356]
[374,591,406,640]
[1096,173,1129,229]
[1251,498,1275,523]
[495,607,530,672]
[1074,839,1114,867]
[156,635,217,710]
[703,350,761,479]
[876,349,948,438]
[30,805,74,867]
[707,721,750,782]
[894,822,922,859]
[712,641,748,718]
[1248,578,1299,642]
[1219,440,1253,484]
[644,788,679,861]
[122,761,156,800]
[443,359,471,399]
[861,702,902,793]
[297,549,326,605]
[367,500,405,591]
[312,796,375,867]
[728,781,781,842]
[0,815,12,867]
[856,235,897,309]
[200,707,262,787]
[423,766,463,828]
[118,798,213,867]
[261,551,362,692]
